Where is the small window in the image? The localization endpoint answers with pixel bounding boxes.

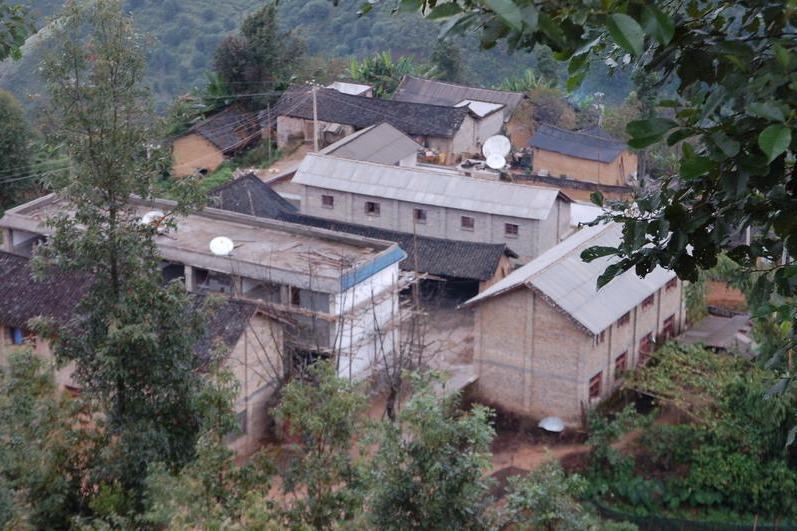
[461,216,475,231]
[642,294,655,309]
[617,312,631,327]
[505,223,519,237]
[290,287,301,307]
[594,330,606,346]
[639,333,653,365]
[321,194,334,208]
[589,372,602,399]
[615,352,628,376]
[365,201,380,216]
[10,327,25,345]
[413,208,427,224]
[662,315,676,339]
[666,277,678,291]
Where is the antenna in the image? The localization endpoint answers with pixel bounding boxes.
[209,236,235,257]
[482,135,511,159]
[486,153,507,170]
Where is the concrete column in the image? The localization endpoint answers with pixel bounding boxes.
[1,228,12,252]
[184,265,196,292]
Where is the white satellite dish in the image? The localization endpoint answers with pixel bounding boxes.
[486,154,507,170]
[209,236,234,257]
[482,135,511,158]
[140,210,165,225]
[538,416,565,433]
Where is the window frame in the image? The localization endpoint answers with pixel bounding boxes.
[364,201,381,217]
[589,371,602,399]
[617,311,631,327]
[460,215,475,231]
[642,294,655,309]
[321,194,335,209]
[413,208,427,224]
[615,351,628,377]
[504,223,519,238]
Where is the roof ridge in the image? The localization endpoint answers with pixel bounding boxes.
[538,123,624,145]
[403,75,523,96]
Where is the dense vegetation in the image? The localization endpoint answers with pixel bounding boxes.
[0,0,632,111]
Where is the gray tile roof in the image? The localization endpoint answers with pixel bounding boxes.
[293,153,569,220]
[528,124,627,164]
[272,86,469,138]
[393,75,524,113]
[210,174,516,282]
[463,223,676,334]
[189,106,260,153]
[320,123,421,165]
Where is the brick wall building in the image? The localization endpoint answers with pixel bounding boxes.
[462,223,685,424]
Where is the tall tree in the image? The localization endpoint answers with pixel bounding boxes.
[213,2,304,107]
[0,90,33,210]
[0,3,32,61]
[431,39,464,82]
[38,0,206,507]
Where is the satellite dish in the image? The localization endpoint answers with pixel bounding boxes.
[140,210,165,225]
[486,154,507,170]
[209,236,234,257]
[482,135,511,158]
[538,416,565,433]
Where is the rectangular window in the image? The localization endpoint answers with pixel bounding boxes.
[505,223,519,237]
[461,216,475,231]
[290,287,301,307]
[615,352,628,376]
[642,294,655,309]
[413,208,427,224]
[365,201,380,216]
[321,194,334,208]
[639,333,653,365]
[662,315,676,339]
[589,372,602,399]
[11,327,25,345]
[594,330,606,346]
[617,312,631,327]
[666,277,678,291]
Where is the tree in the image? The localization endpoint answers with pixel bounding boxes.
[365,374,496,530]
[349,51,439,99]
[213,2,304,107]
[404,0,797,372]
[37,0,206,509]
[274,361,367,529]
[0,3,32,61]
[431,39,464,82]
[0,90,34,210]
[533,44,561,87]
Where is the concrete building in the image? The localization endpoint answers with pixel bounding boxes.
[211,174,518,296]
[0,250,284,451]
[291,153,572,262]
[171,106,261,177]
[1,194,406,381]
[270,86,495,159]
[528,125,637,186]
[462,223,686,425]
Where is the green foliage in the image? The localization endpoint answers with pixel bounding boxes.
[497,69,553,92]
[349,51,439,99]
[0,2,33,61]
[0,89,35,211]
[431,39,464,82]
[365,374,496,530]
[274,361,368,529]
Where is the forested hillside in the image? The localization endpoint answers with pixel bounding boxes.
[1,0,631,111]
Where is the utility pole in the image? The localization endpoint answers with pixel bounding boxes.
[266,102,272,161]
[312,85,319,152]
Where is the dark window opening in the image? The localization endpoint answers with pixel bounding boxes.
[589,372,602,399]
[413,208,427,224]
[365,201,380,216]
[322,195,334,208]
[461,216,475,231]
[505,223,519,237]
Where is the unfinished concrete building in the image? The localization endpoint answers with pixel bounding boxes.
[1,194,407,382]
[462,223,686,425]
[292,153,572,262]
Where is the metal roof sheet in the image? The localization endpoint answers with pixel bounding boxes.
[293,153,566,220]
[320,123,420,165]
[327,81,372,96]
[464,223,677,334]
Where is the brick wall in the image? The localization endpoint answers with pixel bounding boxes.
[172,134,225,177]
[532,149,637,186]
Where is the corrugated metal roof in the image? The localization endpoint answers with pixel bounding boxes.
[293,153,566,220]
[320,123,420,165]
[463,223,677,334]
[327,81,373,96]
[455,99,505,118]
[394,76,525,113]
[528,124,627,163]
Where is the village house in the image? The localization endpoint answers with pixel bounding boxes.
[211,174,517,296]
[0,250,284,452]
[461,222,685,425]
[320,122,421,167]
[1,193,406,381]
[291,153,572,262]
[527,124,637,188]
[171,106,261,177]
[270,86,494,160]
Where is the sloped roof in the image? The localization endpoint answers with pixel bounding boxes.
[320,123,421,165]
[0,251,92,329]
[327,81,372,96]
[188,106,260,153]
[455,99,505,118]
[0,251,260,360]
[394,75,524,113]
[528,124,627,163]
[293,153,569,220]
[463,223,677,334]
[272,86,469,138]
[209,175,516,281]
